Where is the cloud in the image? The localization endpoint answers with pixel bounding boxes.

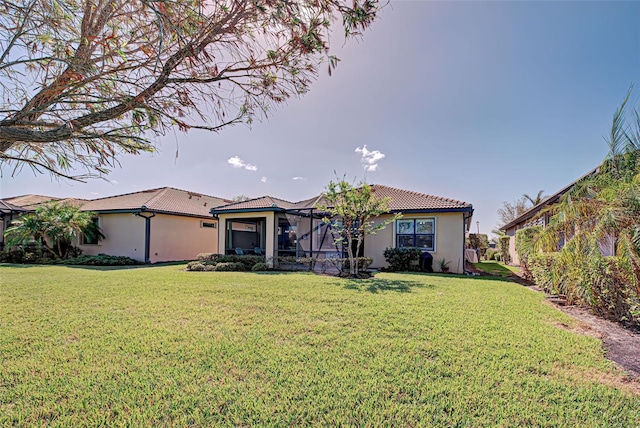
[355,145,385,171]
[261,176,267,183]
[228,156,257,171]
[292,176,306,181]
[109,180,118,184]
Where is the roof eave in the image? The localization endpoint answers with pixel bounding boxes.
[209,207,285,215]
[389,207,473,214]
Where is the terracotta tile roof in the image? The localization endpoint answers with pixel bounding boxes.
[292,194,330,210]
[81,187,230,218]
[210,195,296,212]
[4,194,60,207]
[22,197,89,210]
[0,200,27,213]
[369,185,471,211]
[212,184,471,214]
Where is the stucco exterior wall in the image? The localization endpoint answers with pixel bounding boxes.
[364,212,467,274]
[503,227,519,266]
[79,213,146,262]
[148,214,218,263]
[79,213,218,263]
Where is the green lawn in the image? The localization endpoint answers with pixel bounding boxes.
[474,261,521,277]
[1,265,638,426]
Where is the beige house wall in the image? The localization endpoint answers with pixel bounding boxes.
[79,213,218,263]
[364,212,466,274]
[79,213,146,261]
[504,228,519,266]
[148,214,218,263]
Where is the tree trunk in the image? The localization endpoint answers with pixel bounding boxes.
[346,236,355,275]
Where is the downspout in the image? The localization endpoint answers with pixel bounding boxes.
[135,205,156,264]
[309,208,314,261]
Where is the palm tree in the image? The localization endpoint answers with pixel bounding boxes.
[536,88,640,302]
[522,190,547,207]
[4,202,104,258]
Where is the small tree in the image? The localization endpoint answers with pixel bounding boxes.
[316,178,400,275]
[498,236,511,265]
[467,233,489,258]
[4,202,104,258]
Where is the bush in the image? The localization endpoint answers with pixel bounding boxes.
[197,253,222,262]
[383,247,422,271]
[216,255,265,270]
[529,253,560,294]
[0,248,27,263]
[213,262,244,272]
[251,262,270,271]
[0,246,65,264]
[342,257,374,272]
[467,233,489,258]
[498,236,511,265]
[295,257,314,270]
[515,226,542,281]
[528,252,639,328]
[186,261,215,271]
[485,248,499,261]
[277,256,298,265]
[52,254,142,266]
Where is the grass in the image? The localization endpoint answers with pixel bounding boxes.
[474,261,521,277]
[1,264,638,426]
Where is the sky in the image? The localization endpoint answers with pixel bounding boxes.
[1,1,639,236]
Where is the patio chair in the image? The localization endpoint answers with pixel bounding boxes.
[235,247,244,255]
[254,247,263,255]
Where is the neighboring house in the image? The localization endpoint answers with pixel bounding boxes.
[1,194,68,249]
[499,165,613,265]
[2,188,230,263]
[210,185,474,273]
[79,187,230,263]
[0,200,27,249]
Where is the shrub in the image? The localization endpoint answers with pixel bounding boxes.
[213,262,244,272]
[515,226,542,281]
[467,233,489,258]
[498,236,511,265]
[186,261,215,271]
[0,248,26,263]
[52,254,142,266]
[277,256,298,265]
[0,246,61,264]
[383,247,421,271]
[485,248,499,261]
[528,252,639,328]
[251,262,270,271]
[529,253,560,294]
[295,257,315,270]
[343,257,374,272]
[216,255,264,270]
[197,253,222,262]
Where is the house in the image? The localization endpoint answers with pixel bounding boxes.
[79,187,229,263]
[499,165,614,265]
[210,185,473,273]
[0,199,27,249]
[3,188,230,263]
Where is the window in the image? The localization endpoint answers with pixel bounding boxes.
[396,218,435,251]
[201,221,217,229]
